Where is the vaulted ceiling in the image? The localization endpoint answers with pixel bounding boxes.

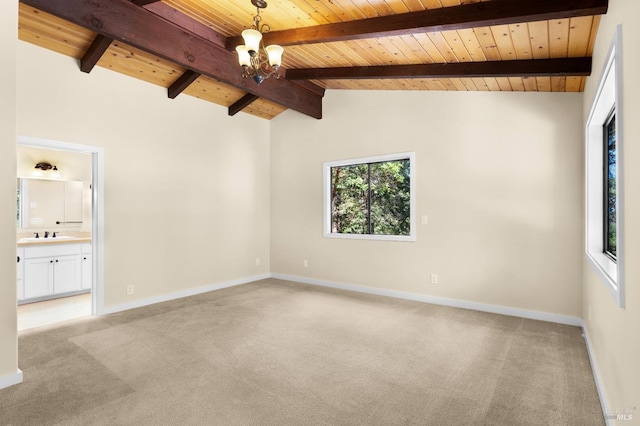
[18,0,607,120]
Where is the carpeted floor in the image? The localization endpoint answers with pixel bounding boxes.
[0,278,604,425]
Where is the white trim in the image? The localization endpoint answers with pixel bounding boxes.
[583,326,611,425]
[584,26,625,308]
[0,369,23,390]
[16,136,106,316]
[100,273,270,315]
[270,273,582,327]
[19,178,28,227]
[323,152,416,242]
[91,143,105,316]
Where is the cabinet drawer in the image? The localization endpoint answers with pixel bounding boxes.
[24,243,81,259]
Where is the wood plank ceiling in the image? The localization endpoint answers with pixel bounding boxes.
[18,0,606,120]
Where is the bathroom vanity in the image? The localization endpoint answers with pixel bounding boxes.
[17,239,92,304]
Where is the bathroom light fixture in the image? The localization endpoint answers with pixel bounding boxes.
[235,0,284,84]
[34,162,61,179]
[34,162,58,171]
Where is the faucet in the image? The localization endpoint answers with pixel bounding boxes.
[44,231,49,238]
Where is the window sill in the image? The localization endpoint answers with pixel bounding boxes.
[586,251,616,284]
[586,250,622,306]
[324,232,416,242]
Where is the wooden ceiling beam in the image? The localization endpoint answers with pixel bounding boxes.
[20,0,324,119]
[168,70,201,99]
[285,58,593,80]
[227,0,608,48]
[229,94,260,116]
[80,34,113,73]
[131,0,159,6]
[141,2,226,49]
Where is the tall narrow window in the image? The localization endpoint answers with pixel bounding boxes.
[585,26,623,307]
[604,110,617,259]
[324,153,415,241]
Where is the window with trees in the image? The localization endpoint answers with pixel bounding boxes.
[585,26,624,307]
[604,110,617,259]
[323,153,415,241]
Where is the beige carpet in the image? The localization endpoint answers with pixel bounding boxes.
[0,278,604,425]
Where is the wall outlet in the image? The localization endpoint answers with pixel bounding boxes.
[127,284,134,295]
[255,257,261,266]
[430,273,438,284]
[303,259,309,268]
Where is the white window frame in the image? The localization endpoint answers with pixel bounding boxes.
[585,26,625,308]
[323,152,416,242]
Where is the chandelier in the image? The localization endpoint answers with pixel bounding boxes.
[235,0,284,84]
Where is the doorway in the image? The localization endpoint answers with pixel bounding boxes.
[17,136,104,326]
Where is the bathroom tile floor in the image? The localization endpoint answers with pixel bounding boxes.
[18,293,91,331]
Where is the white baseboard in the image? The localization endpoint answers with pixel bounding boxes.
[270,273,583,327]
[0,369,23,390]
[99,273,270,316]
[582,326,611,425]
[97,271,582,326]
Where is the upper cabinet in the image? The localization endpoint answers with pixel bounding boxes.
[19,178,84,228]
[63,181,83,223]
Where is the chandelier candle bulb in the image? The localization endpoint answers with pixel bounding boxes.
[235,45,251,67]
[265,45,284,67]
[241,29,262,54]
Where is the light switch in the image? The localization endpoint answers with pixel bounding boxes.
[421,215,428,225]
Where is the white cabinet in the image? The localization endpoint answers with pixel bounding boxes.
[24,257,55,299]
[52,254,82,294]
[64,181,84,223]
[81,243,92,290]
[22,243,85,302]
[17,248,24,301]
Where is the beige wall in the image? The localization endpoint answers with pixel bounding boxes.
[271,90,584,318]
[0,0,18,381]
[15,41,271,307]
[582,0,640,420]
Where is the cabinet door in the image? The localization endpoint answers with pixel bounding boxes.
[81,254,92,290]
[53,254,82,294]
[24,257,54,299]
[17,250,24,301]
[64,181,84,223]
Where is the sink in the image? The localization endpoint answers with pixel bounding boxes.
[19,236,79,243]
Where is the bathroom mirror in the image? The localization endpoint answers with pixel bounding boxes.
[18,178,84,228]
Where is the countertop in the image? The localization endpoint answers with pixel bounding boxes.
[17,238,92,247]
